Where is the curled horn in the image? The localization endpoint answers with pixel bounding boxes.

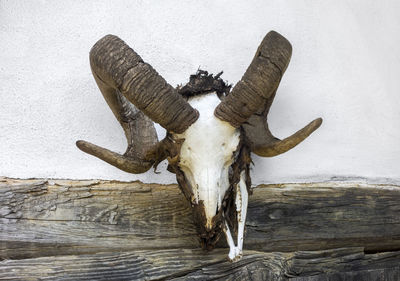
[244,98,322,157]
[77,35,199,173]
[88,35,199,133]
[215,31,322,157]
[214,31,292,127]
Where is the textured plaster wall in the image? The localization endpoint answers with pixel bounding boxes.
[1,0,399,184]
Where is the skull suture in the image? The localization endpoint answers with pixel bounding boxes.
[76,31,322,261]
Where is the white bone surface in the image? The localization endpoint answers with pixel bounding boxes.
[224,220,240,261]
[174,92,240,230]
[236,171,248,253]
[223,171,248,262]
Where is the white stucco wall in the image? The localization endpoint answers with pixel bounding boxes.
[1,0,399,184]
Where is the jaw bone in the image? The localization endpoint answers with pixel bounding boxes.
[224,171,248,262]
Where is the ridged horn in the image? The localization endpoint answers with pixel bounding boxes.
[76,71,160,173]
[215,30,322,157]
[246,114,323,157]
[214,31,292,127]
[89,34,199,133]
[77,34,199,173]
[242,78,322,158]
[76,139,153,174]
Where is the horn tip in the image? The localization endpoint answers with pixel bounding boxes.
[76,140,91,152]
[76,140,84,148]
[268,30,282,37]
[265,30,292,49]
[312,117,323,128]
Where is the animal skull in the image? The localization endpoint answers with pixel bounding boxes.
[176,93,240,229]
[76,31,322,261]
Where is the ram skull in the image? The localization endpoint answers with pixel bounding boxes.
[76,31,322,261]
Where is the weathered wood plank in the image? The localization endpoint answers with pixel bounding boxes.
[0,248,399,280]
[0,178,199,259]
[1,178,400,259]
[173,248,400,281]
[1,178,400,280]
[247,182,400,253]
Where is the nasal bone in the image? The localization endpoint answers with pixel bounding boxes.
[197,168,220,230]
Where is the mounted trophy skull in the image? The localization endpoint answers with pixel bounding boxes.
[76,31,322,261]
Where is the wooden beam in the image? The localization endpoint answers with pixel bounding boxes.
[1,178,400,280]
[247,182,400,253]
[0,247,399,280]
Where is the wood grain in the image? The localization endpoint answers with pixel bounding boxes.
[1,248,399,280]
[1,178,400,280]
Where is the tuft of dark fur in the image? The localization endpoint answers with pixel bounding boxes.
[177,70,231,98]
